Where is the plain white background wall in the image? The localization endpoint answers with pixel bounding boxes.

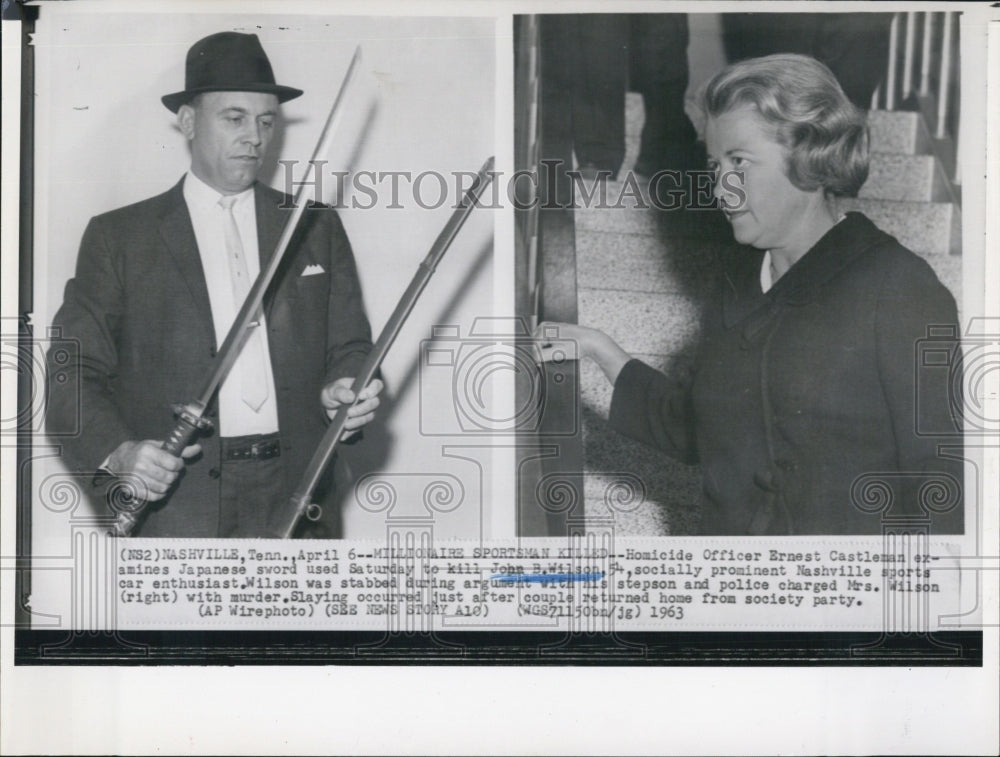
[30,9,500,573]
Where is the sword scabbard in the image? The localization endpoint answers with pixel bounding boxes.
[271,156,496,539]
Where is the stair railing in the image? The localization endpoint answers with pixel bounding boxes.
[873,11,962,191]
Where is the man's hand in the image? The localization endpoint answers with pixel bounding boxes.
[320,377,384,441]
[106,440,201,502]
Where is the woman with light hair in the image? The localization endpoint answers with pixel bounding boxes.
[536,54,963,536]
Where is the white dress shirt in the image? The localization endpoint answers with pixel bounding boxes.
[759,250,775,294]
[183,172,280,437]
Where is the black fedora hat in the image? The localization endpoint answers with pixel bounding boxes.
[162,31,303,112]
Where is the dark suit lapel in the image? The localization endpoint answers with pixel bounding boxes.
[254,183,285,272]
[254,184,298,317]
[158,179,215,343]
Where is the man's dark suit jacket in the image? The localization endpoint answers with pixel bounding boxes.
[47,178,374,537]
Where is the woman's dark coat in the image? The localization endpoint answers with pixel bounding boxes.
[610,213,964,535]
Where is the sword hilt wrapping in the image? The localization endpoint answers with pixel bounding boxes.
[108,403,212,537]
[162,403,213,456]
[111,510,141,538]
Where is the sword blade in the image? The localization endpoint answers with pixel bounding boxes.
[193,45,364,410]
[110,47,364,537]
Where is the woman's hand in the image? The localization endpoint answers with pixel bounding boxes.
[533,322,632,386]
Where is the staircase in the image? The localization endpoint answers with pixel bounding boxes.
[842,109,962,301]
[573,93,963,535]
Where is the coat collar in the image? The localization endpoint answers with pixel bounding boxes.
[721,246,767,329]
[253,182,287,272]
[722,212,888,328]
[253,182,309,300]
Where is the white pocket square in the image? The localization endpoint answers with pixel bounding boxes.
[301,264,326,276]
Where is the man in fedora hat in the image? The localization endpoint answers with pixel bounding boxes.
[47,31,382,537]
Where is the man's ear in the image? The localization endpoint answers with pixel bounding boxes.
[177,104,196,140]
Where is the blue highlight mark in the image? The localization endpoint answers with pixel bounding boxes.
[489,572,605,584]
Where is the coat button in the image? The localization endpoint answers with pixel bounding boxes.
[208,468,220,479]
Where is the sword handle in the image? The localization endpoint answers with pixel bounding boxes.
[108,403,213,537]
[162,403,213,456]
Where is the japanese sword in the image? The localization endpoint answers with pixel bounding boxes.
[111,47,363,537]
[268,156,496,538]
